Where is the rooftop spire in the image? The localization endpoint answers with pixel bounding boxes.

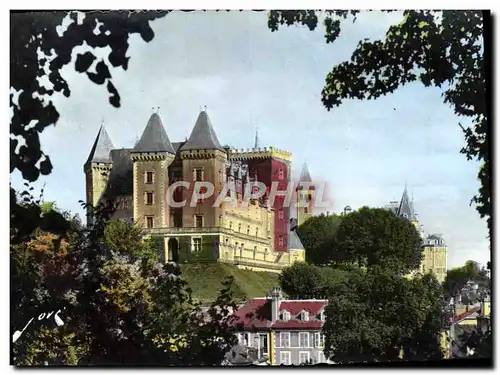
[85,124,115,166]
[254,126,259,149]
[398,184,416,221]
[180,109,224,151]
[299,162,312,183]
[134,112,175,154]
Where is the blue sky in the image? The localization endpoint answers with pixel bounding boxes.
[10,10,489,268]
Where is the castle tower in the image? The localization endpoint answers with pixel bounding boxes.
[84,124,115,222]
[228,146,292,252]
[422,234,448,283]
[179,110,227,228]
[130,112,176,229]
[397,184,419,229]
[297,162,314,226]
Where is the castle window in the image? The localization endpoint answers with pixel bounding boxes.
[304,207,308,214]
[173,212,182,228]
[278,168,284,180]
[192,237,202,252]
[195,215,204,228]
[253,246,257,259]
[145,171,154,184]
[256,228,259,237]
[247,225,250,235]
[229,221,233,230]
[194,168,203,181]
[308,193,312,201]
[171,169,182,182]
[145,216,154,229]
[198,186,208,204]
[278,235,283,247]
[145,192,154,205]
[238,223,241,232]
[279,209,284,219]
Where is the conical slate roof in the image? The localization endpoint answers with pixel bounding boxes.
[85,125,114,165]
[180,110,223,151]
[398,186,416,221]
[299,162,312,182]
[134,113,175,154]
[288,219,305,250]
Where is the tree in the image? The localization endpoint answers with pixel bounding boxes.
[279,262,322,299]
[268,10,490,237]
[296,213,342,265]
[12,202,238,365]
[279,262,350,299]
[323,268,447,363]
[443,260,490,301]
[334,207,423,273]
[10,10,168,183]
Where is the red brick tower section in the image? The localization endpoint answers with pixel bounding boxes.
[229,147,292,252]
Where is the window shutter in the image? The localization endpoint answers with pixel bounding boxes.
[143,192,146,204]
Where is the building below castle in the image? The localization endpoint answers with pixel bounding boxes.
[84,109,308,273]
[385,186,448,283]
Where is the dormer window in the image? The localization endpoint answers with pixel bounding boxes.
[319,310,325,322]
[279,310,290,321]
[300,311,309,321]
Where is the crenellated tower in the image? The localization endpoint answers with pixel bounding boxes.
[296,162,314,227]
[229,146,292,252]
[84,124,115,222]
[130,112,176,229]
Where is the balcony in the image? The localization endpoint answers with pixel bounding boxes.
[145,226,272,245]
[230,256,288,271]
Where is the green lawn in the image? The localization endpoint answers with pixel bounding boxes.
[179,263,280,303]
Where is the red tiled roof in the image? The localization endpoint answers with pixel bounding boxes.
[272,320,324,330]
[230,298,328,330]
[229,298,272,330]
[279,301,326,317]
[451,306,481,325]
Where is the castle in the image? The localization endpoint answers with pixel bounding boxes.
[385,186,448,283]
[84,110,309,273]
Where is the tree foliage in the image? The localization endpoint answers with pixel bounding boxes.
[323,268,448,363]
[296,213,342,265]
[268,10,491,237]
[279,262,350,300]
[279,262,322,299]
[11,201,239,366]
[334,207,423,273]
[10,10,168,182]
[443,260,490,302]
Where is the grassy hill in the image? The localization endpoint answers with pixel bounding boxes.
[179,263,280,304]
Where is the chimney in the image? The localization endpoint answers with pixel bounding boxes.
[270,286,282,322]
